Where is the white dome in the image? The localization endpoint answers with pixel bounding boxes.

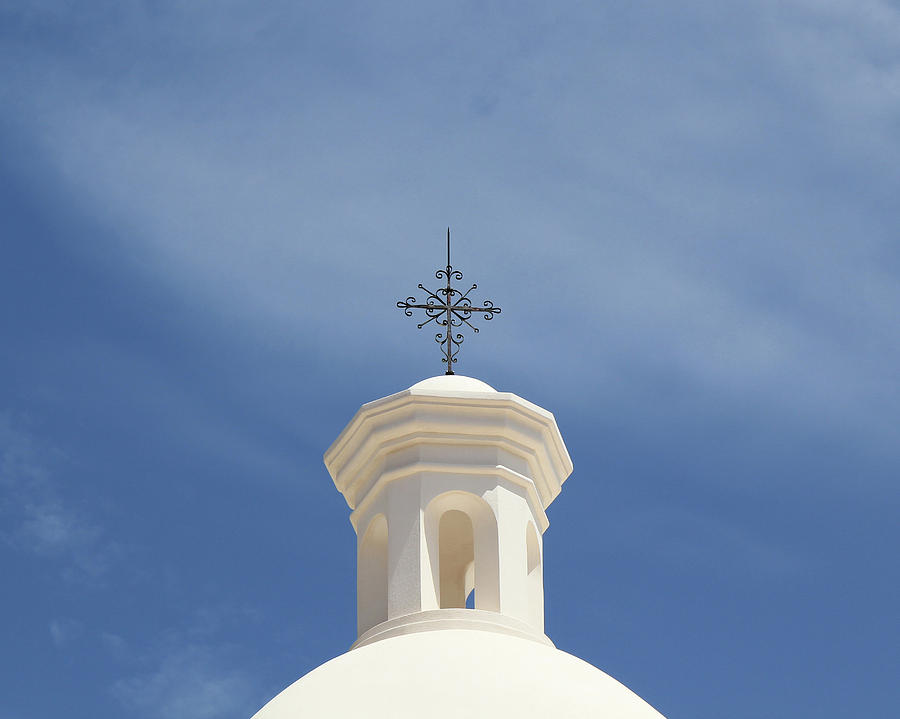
[252,629,665,718]
[409,374,497,393]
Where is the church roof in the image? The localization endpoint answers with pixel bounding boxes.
[252,629,665,719]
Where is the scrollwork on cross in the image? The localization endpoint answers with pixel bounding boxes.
[397,229,501,375]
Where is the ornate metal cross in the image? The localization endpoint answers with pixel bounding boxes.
[397,229,501,375]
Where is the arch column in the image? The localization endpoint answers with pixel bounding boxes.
[358,514,388,635]
[494,485,538,627]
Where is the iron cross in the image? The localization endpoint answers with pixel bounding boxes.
[397,229,501,375]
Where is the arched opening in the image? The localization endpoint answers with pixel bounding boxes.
[438,510,474,608]
[526,521,543,629]
[426,492,500,612]
[358,514,388,635]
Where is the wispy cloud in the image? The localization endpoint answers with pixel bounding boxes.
[605,506,809,577]
[49,617,84,648]
[111,643,258,719]
[0,3,897,718]
[766,0,900,143]
[5,0,894,470]
[109,605,266,719]
[0,413,120,582]
[102,631,129,659]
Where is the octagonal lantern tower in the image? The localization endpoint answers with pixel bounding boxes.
[324,373,573,647]
[252,371,667,718]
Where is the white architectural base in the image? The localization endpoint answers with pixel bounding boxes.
[351,608,555,650]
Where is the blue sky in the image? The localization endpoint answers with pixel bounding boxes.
[1,1,898,717]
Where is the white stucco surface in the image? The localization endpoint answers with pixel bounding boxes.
[408,374,497,392]
[252,629,665,718]
[323,373,572,637]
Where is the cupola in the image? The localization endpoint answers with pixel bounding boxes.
[324,373,573,647]
[253,234,666,719]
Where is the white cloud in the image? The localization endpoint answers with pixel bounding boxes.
[102,632,129,659]
[109,606,266,719]
[0,413,119,582]
[4,0,898,468]
[23,501,99,555]
[764,0,900,153]
[605,506,809,577]
[49,618,83,648]
[111,643,258,719]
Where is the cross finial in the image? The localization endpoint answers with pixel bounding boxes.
[397,228,502,375]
